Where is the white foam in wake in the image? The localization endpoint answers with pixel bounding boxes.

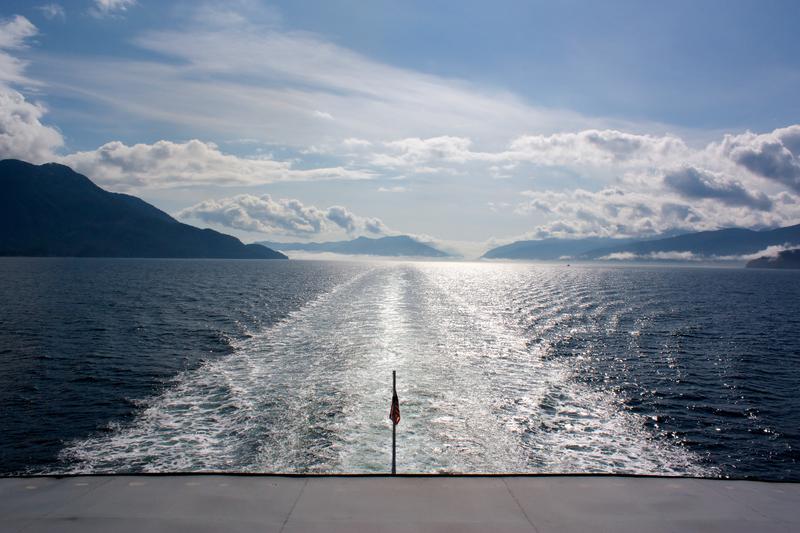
[57,262,713,476]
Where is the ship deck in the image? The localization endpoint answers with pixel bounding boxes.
[2,474,798,532]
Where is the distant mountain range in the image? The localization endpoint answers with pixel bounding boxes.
[481,237,639,260]
[482,225,800,261]
[582,225,800,260]
[260,235,449,257]
[7,157,799,264]
[0,159,286,259]
[746,249,800,269]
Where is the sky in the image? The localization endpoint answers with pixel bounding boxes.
[1,0,800,257]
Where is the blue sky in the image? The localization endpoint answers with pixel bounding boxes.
[1,0,800,256]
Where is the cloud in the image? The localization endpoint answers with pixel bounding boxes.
[505,129,688,167]
[312,110,333,120]
[0,15,38,85]
[363,217,387,234]
[348,129,694,181]
[325,205,358,233]
[663,166,772,210]
[59,139,372,190]
[89,0,136,18]
[376,136,476,167]
[178,194,324,235]
[343,138,372,148]
[177,194,387,237]
[516,182,797,240]
[36,4,66,21]
[34,10,620,150]
[378,186,407,193]
[3,3,800,245]
[501,125,800,240]
[599,244,800,263]
[365,130,688,170]
[0,90,64,163]
[0,15,37,50]
[649,251,700,261]
[737,243,799,261]
[719,125,800,193]
[599,251,703,261]
[517,188,680,238]
[0,16,63,163]
[599,252,638,261]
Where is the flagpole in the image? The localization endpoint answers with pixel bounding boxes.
[392,370,396,475]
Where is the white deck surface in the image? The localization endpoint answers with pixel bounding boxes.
[1,475,798,532]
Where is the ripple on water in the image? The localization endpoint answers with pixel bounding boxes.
[1,259,798,479]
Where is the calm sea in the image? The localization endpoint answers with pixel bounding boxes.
[1,258,798,479]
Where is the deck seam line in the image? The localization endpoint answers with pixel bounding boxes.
[692,478,786,525]
[502,478,540,533]
[279,478,308,532]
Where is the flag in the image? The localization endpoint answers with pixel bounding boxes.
[389,390,400,425]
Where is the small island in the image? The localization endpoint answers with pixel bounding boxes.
[746,249,800,269]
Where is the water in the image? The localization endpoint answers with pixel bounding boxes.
[1,258,798,479]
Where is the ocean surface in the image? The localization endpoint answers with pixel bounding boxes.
[1,258,798,479]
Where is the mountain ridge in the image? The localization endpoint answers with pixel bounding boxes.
[481,237,638,260]
[0,159,287,259]
[260,235,449,257]
[582,225,800,260]
[481,225,800,261]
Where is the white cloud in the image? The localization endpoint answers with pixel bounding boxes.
[649,251,701,261]
[663,166,772,210]
[0,16,63,163]
[0,15,38,85]
[59,139,372,190]
[312,110,333,120]
[505,129,689,167]
[36,4,66,21]
[737,243,799,261]
[360,130,689,172]
[89,0,136,18]
[177,194,387,237]
[0,15,36,50]
[599,252,638,261]
[34,12,624,150]
[377,186,407,193]
[600,251,704,261]
[717,125,800,193]
[517,188,681,238]
[516,181,799,240]
[343,138,372,148]
[376,136,476,167]
[599,244,800,263]
[496,125,800,240]
[0,90,63,163]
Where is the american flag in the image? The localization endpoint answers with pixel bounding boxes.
[389,390,401,425]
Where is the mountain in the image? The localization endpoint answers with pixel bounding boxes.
[746,249,800,269]
[260,235,449,257]
[582,225,800,259]
[481,237,637,260]
[0,159,287,259]
[481,225,800,261]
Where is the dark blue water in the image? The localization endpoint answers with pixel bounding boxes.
[0,258,798,479]
[0,258,362,473]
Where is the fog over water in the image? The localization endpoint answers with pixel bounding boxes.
[1,258,798,479]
